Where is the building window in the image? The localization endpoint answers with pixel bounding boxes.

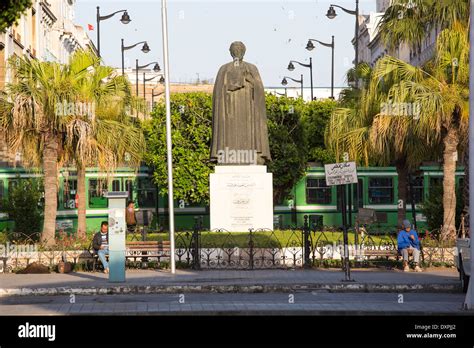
[306,178,332,204]
[63,179,77,209]
[88,179,107,208]
[368,177,393,204]
[408,176,424,204]
[137,177,156,208]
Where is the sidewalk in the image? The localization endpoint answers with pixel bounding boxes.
[0,267,462,296]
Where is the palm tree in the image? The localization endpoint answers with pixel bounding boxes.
[377,0,469,52]
[0,55,94,245]
[326,63,431,227]
[370,22,469,240]
[61,50,145,238]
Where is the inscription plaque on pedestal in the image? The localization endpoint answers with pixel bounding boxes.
[210,166,273,231]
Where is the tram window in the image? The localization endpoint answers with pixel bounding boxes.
[8,179,18,193]
[112,179,121,192]
[368,177,393,204]
[458,178,465,191]
[306,178,332,204]
[429,177,442,188]
[125,179,134,200]
[137,177,156,207]
[0,180,3,208]
[353,179,364,208]
[63,179,77,209]
[88,179,107,208]
[408,176,424,204]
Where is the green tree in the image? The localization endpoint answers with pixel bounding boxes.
[144,92,213,204]
[266,94,308,203]
[3,178,42,238]
[420,183,464,235]
[0,0,32,31]
[302,99,337,164]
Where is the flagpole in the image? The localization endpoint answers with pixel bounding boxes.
[161,0,176,274]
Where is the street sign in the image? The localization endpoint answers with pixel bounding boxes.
[324,162,358,186]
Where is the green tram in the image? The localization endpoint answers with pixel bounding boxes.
[0,165,465,233]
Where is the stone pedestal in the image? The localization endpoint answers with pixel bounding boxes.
[210,165,273,231]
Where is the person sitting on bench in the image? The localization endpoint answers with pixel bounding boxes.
[92,221,109,274]
[397,219,422,272]
[126,200,137,234]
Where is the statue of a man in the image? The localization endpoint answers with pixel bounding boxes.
[210,41,271,165]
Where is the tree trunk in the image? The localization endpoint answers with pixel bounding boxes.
[442,127,459,241]
[42,133,58,246]
[77,165,86,239]
[396,159,408,229]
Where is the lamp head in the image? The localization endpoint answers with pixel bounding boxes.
[306,40,315,51]
[141,42,150,53]
[153,63,161,72]
[326,6,337,19]
[287,62,295,71]
[281,78,288,86]
[120,11,131,24]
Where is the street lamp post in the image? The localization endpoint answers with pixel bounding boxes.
[143,72,160,100]
[306,36,335,99]
[152,85,165,108]
[287,59,313,100]
[281,75,304,99]
[465,0,474,310]
[96,6,131,58]
[326,0,359,88]
[275,88,287,97]
[161,0,176,274]
[136,60,161,96]
[121,39,150,75]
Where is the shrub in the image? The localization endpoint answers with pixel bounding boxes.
[2,178,42,240]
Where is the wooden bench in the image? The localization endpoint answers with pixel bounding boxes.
[362,249,399,259]
[126,241,171,267]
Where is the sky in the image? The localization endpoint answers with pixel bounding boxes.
[74,0,376,87]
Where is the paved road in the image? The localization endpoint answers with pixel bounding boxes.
[0,292,470,315]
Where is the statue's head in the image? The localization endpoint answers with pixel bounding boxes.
[229,41,246,61]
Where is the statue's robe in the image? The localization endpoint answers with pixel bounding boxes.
[210,60,271,164]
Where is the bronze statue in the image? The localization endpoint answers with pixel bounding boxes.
[210,41,271,165]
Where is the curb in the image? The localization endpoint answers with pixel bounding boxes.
[0,282,462,296]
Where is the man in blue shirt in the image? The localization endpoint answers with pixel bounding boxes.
[397,219,422,272]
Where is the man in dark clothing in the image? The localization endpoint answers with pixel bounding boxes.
[92,221,109,273]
